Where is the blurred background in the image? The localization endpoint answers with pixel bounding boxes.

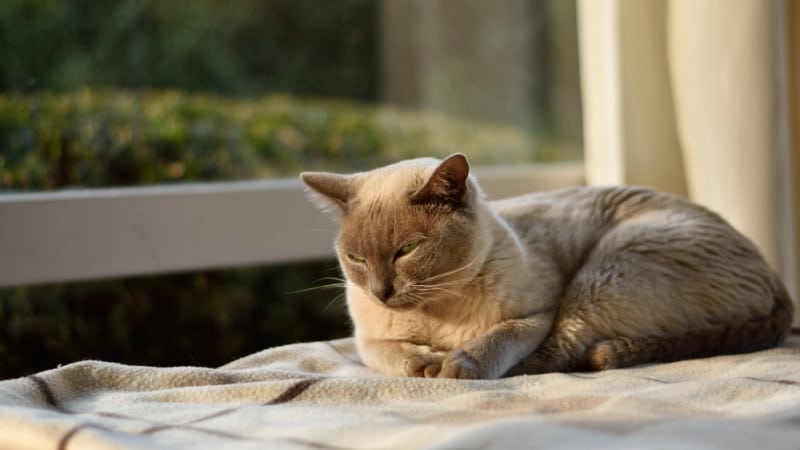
[0,0,583,378]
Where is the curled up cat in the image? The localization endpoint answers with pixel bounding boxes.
[300,153,794,379]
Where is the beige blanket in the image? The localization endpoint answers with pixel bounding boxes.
[1,332,799,450]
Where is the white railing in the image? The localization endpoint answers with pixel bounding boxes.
[0,162,584,287]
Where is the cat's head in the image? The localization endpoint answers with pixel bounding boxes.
[301,154,489,309]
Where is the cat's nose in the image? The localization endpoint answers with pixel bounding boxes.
[372,285,394,302]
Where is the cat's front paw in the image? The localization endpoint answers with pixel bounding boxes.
[405,352,445,378]
[438,350,482,380]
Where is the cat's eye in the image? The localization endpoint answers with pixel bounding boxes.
[346,253,366,264]
[395,241,421,259]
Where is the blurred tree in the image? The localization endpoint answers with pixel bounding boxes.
[0,0,377,99]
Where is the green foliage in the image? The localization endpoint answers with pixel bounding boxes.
[0,261,350,378]
[0,0,377,99]
[0,89,566,191]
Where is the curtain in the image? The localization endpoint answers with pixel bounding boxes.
[578,0,799,320]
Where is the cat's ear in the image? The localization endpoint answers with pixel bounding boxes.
[411,153,470,208]
[300,172,353,215]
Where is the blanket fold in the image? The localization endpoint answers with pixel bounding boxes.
[2,334,799,450]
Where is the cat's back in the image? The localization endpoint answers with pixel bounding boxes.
[487,185,763,284]
[489,185,694,226]
[492,185,752,248]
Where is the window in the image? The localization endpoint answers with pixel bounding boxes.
[0,0,584,378]
[0,0,582,191]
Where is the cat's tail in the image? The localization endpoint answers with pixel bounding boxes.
[587,277,795,370]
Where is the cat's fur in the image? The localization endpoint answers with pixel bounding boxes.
[301,154,794,379]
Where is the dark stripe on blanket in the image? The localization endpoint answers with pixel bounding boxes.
[284,437,356,450]
[563,373,594,379]
[141,421,351,446]
[139,379,321,437]
[57,424,114,450]
[185,407,240,424]
[70,415,367,450]
[58,424,88,450]
[138,407,242,433]
[28,375,68,413]
[142,423,253,439]
[636,376,669,384]
[265,378,320,405]
[744,376,800,386]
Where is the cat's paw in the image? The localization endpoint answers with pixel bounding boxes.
[404,352,445,378]
[587,343,618,370]
[587,338,630,370]
[438,350,482,379]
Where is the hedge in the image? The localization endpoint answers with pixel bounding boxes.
[0,89,574,191]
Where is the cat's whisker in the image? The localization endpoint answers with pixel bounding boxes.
[418,246,491,284]
[414,278,472,288]
[414,284,464,294]
[322,264,345,274]
[404,292,428,306]
[314,276,347,283]
[413,287,466,300]
[288,282,347,295]
[322,292,347,313]
[412,282,466,293]
[408,280,470,300]
[409,275,474,300]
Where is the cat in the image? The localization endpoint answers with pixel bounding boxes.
[301,153,794,379]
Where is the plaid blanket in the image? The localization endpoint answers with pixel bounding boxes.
[1,331,799,450]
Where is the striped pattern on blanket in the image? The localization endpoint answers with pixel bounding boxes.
[1,331,799,450]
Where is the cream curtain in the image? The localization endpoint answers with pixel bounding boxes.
[578,0,799,320]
